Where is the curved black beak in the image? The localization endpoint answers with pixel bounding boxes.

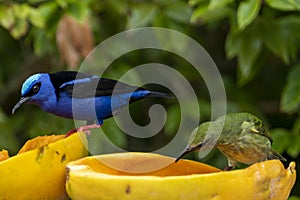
[175,142,203,163]
[12,97,31,114]
[175,147,193,163]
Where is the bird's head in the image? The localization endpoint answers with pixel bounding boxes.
[240,113,268,136]
[223,112,272,143]
[12,73,52,114]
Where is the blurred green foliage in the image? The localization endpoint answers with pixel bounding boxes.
[0,0,299,197]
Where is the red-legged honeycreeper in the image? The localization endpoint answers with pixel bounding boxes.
[12,71,171,128]
[175,112,286,169]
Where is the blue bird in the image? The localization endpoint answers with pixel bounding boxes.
[12,71,170,134]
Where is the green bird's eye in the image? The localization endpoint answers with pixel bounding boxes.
[255,120,262,127]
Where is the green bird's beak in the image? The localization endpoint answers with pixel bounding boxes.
[12,96,31,114]
[250,128,259,133]
[175,143,203,163]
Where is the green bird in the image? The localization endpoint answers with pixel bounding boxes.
[175,112,286,170]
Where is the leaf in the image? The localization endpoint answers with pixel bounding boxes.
[208,0,234,9]
[29,1,58,29]
[191,4,208,24]
[5,3,37,38]
[165,1,192,24]
[55,0,68,9]
[29,9,45,28]
[11,19,29,39]
[108,0,128,15]
[225,30,240,59]
[191,4,232,24]
[237,41,262,86]
[66,1,90,22]
[28,0,49,4]
[260,21,289,64]
[286,119,300,157]
[0,5,14,29]
[226,24,263,85]
[287,131,300,158]
[260,16,300,64]
[292,117,300,133]
[126,3,158,29]
[270,128,290,153]
[289,196,300,200]
[188,0,208,6]
[0,4,33,38]
[281,63,300,113]
[12,3,33,19]
[277,16,300,62]
[237,0,261,31]
[265,0,300,11]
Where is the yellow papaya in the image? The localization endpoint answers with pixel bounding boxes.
[66,152,296,200]
[0,132,88,200]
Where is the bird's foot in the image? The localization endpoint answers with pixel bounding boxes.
[65,124,102,138]
[77,124,102,137]
[65,129,77,138]
[224,166,234,171]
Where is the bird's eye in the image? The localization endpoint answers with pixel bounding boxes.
[32,83,40,93]
[255,120,262,127]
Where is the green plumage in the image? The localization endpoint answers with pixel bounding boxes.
[176,112,286,169]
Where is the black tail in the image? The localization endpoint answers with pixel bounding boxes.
[147,91,173,98]
[129,91,172,103]
[267,150,286,162]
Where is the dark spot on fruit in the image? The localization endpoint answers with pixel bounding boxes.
[211,193,218,198]
[61,154,66,163]
[38,146,45,155]
[55,151,60,155]
[66,167,70,181]
[36,146,46,161]
[125,185,131,194]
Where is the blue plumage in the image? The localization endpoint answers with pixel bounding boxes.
[12,71,170,126]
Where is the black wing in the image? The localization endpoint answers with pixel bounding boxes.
[49,71,146,99]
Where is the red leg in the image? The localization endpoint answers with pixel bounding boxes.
[65,129,77,138]
[65,124,102,138]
